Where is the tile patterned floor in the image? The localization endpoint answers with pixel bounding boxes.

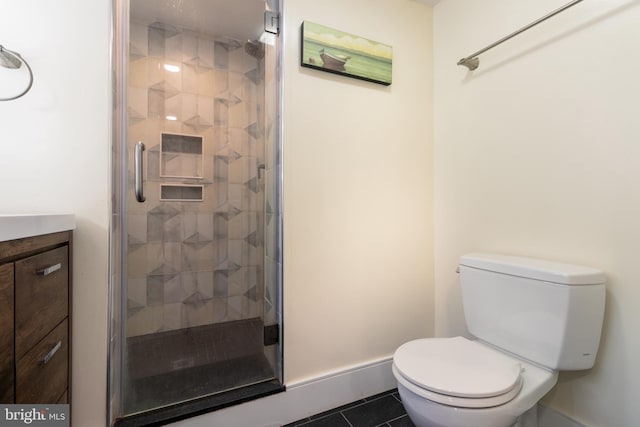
[124,353,275,414]
[283,389,416,427]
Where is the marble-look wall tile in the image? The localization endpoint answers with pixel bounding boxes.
[128,214,147,245]
[182,93,198,121]
[198,96,214,124]
[182,63,199,94]
[213,239,228,267]
[182,32,198,64]
[213,271,228,298]
[181,272,198,298]
[185,301,213,328]
[148,26,166,57]
[146,57,167,88]
[214,69,229,95]
[214,42,229,69]
[164,63,182,93]
[228,267,248,297]
[228,46,246,73]
[198,37,215,69]
[128,277,147,309]
[128,86,148,121]
[165,33,182,62]
[164,214,183,242]
[128,58,148,91]
[146,146,160,181]
[147,276,165,306]
[130,22,149,58]
[163,274,184,304]
[197,271,214,299]
[162,303,184,331]
[228,156,250,184]
[148,88,165,118]
[214,156,228,183]
[196,68,215,97]
[212,298,228,323]
[228,183,250,211]
[265,259,281,325]
[126,21,268,338]
[127,245,147,277]
[227,296,243,321]
[214,99,229,127]
[196,213,214,240]
[228,239,249,267]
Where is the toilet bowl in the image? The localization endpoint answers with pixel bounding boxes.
[392,336,558,427]
[392,253,606,427]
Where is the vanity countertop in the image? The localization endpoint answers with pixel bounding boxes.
[0,214,76,243]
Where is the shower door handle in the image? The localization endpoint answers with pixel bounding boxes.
[134,141,146,203]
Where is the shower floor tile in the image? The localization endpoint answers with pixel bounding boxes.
[124,353,275,415]
[126,318,264,380]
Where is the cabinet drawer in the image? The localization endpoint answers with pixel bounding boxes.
[16,318,68,404]
[15,245,68,358]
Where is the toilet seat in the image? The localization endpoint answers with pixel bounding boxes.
[393,336,524,408]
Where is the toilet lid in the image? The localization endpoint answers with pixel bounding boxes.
[393,336,522,399]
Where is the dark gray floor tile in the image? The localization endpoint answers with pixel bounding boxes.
[281,418,310,427]
[364,389,397,401]
[309,399,366,420]
[343,395,407,427]
[298,412,352,427]
[388,415,416,427]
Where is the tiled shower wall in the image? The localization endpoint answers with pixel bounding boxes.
[125,20,268,337]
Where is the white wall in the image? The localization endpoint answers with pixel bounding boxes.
[283,0,434,384]
[1,0,433,425]
[0,1,111,426]
[434,0,640,425]
[5,0,639,425]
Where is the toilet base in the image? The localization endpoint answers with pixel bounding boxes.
[514,406,538,427]
[397,382,520,427]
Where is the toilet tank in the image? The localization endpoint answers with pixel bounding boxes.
[459,253,606,371]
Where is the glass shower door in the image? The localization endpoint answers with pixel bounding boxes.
[110,0,282,423]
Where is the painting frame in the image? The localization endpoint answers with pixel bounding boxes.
[300,21,393,86]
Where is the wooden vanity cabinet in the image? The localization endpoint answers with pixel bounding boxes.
[0,230,72,406]
[0,263,14,402]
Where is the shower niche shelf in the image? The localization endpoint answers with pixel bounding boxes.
[159,184,204,202]
[160,132,204,179]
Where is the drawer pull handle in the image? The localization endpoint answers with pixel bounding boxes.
[37,263,62,276]
[41,341,62,365]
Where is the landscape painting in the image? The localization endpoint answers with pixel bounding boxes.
[301,21,392,86]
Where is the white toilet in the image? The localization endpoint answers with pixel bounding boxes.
[393,253,606,427]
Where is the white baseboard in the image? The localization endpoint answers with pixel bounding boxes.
[166,358,582,427]
[169,356,397,427]
[538,404,586,427]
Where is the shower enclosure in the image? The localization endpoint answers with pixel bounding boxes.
[109,0,282,424]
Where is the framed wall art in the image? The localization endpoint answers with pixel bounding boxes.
[301,21,393,86]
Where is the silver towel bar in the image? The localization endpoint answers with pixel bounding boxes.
[457,0,584,71]
[0,44,34,101]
